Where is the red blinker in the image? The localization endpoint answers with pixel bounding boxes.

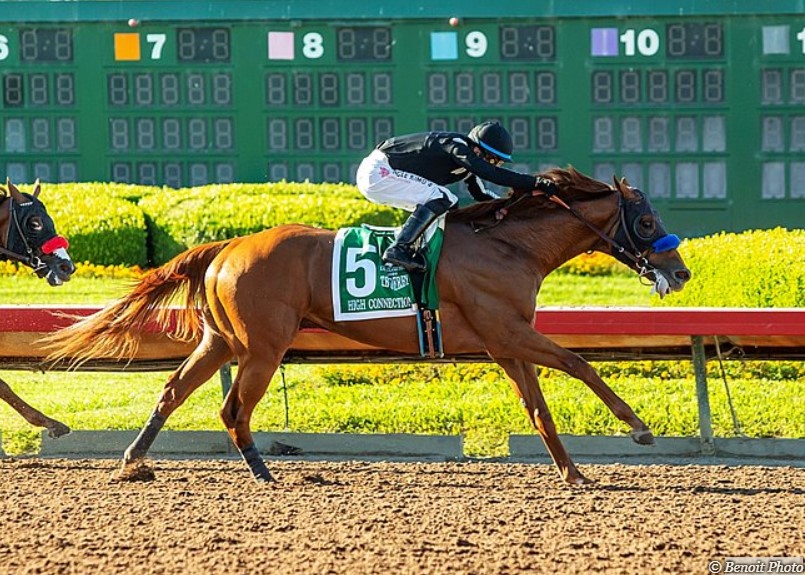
[41,236,69,254]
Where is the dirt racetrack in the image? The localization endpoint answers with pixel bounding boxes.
[0,457,802,575]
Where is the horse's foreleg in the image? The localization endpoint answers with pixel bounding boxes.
[115,331,233,481]
[494,328,653,445]
[552,349,653,443]
[0,377,70,438]
[496,358,590,485]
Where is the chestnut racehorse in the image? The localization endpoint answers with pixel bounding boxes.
[46,167,690,484]
[1,179,75,439]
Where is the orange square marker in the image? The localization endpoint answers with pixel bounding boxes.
[114,33,141,61]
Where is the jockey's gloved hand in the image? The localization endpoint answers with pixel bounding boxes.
[534,177,558,197]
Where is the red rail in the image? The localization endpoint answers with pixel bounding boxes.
[1,305,804,366]
[2,305,804,336]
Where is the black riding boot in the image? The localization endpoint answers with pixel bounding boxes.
[383,203,444,273]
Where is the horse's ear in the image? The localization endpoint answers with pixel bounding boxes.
[33,178,41,198]
[613,175,637,199]
[7,179,26,203]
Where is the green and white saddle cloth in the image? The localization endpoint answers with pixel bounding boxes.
[331,220,444,322]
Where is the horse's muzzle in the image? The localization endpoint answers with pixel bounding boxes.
[650,266,691,298]
[38,250,76,286]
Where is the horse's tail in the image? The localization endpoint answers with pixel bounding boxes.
[43,239,234,367]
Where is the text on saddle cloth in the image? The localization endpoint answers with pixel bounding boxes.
[331,220,444,322]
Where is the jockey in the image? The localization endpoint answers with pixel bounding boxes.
[356,121,558,273]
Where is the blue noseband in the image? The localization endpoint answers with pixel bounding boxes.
[652,234,680,253]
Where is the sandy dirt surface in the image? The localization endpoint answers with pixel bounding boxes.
[0,458,802,574]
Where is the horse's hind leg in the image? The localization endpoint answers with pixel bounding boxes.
[219,353,284,482]
[115,327,233,481]
[0,377,70,438]
[496,358,589,485]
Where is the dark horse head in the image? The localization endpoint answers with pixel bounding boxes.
[0,179,75,286]
[543,167,691,297]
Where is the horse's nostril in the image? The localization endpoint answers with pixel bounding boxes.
[60,261,76,276]
[676,269,691,282]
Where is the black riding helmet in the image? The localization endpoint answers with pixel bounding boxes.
[467,121,514,162]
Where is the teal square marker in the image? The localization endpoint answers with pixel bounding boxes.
[430,31,458,60]
[762,26,790,55]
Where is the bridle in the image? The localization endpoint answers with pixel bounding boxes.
[547,190,680,284]
[475,186,680,284]
[1,195,56,276]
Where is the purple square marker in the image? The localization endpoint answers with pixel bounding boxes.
[591,28,619,57]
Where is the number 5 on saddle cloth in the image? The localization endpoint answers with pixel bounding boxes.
[331,219,445,358]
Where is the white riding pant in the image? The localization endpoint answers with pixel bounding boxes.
[356,149,458,212]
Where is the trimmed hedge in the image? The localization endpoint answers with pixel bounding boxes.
[22,182,148,266]
[53,182,159,203]
[24,181,404,267]
[138,182,405,265]
[653,227,805,308]
[15,182,805,311]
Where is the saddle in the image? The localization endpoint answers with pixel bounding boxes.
[331,222,444,358]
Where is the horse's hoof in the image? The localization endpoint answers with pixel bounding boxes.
[253,472,277,484]
[47,422,71,439]
[111,461,155,482]
[564,473,594,486]
[631,428,655,445]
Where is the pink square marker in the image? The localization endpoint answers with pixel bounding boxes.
[268,31,295,60]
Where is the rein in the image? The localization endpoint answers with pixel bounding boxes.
[548,193,652,272]
[0,245,32,265]
[473,188,665,282]
[470,193,531,233]
[542,193,674,285]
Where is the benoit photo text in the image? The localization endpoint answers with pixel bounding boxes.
[708,558,804,574]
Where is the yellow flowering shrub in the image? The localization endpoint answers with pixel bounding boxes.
[557,251,632,276]
[653,227,805,308]
[0,261,144,279]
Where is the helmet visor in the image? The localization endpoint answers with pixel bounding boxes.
[478,140,512,162]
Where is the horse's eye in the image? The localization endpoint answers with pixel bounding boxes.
[28,218,44,232]
[636,217,655,238]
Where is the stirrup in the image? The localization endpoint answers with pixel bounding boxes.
[382,246,427,273]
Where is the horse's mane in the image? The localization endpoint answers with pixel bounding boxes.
[447,166,614,224]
